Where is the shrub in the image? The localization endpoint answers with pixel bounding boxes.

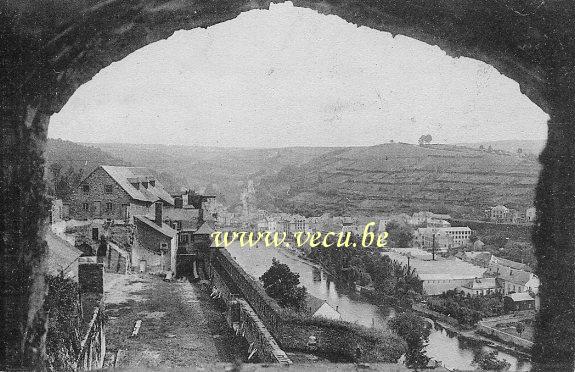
[45,274,81,372]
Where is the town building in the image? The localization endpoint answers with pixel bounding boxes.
[488,205,510,222]
[304,294,342,321]
[383,249,487,295]
[525,207,536,222]
[458,277,499,296]
[504,293,536,312]
[50,198,64,225]
[496,270,540,295]
[418,226,472,252]
[69,165,174,222]
[288,214,308,235]
[409,211,452,227]
[132,202,177,274]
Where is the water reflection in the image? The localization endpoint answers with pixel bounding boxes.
[226,244,531,371]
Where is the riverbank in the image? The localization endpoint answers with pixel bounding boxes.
[412,304,531,360]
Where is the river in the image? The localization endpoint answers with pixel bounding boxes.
[225,243,532,371]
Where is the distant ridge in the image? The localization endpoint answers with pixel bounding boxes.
[455,139,546,155]
[63,141,540,218]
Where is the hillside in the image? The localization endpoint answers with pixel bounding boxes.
[44,139,184,194]
[456,139,546,155]
[86,143,336,206]
[256,143,540,218]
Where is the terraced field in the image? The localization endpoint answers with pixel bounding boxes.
[257,143,540,218]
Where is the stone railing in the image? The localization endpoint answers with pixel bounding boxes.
[213,249,283,333]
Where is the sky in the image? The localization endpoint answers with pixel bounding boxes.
[49,2,549,148]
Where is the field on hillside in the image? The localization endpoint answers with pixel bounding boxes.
[256,143,540,218]
[48,140,541,219]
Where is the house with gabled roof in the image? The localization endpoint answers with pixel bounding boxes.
[132,202,177,274]
[69,165,174,222]
[304,294,341,321]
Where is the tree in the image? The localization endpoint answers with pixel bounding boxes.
[260,258,306,310]
[385,221,413,247]
[517,148,523,154]
[389,312,431,368]
[516,322,525,336]
[479,145,485,150]
[418,134,432,146]
[472,350,510,371]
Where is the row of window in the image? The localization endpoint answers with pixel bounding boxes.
[82,202,115,212]
[82,184,114,194]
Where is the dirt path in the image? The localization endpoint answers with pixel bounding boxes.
[103,274,248,369]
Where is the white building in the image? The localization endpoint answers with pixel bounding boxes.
[304,294,341,321]
[458,277,499,296]
[383,250,487,295]
[525,207,536,222]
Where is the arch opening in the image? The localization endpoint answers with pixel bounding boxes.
[2,0,575,370]
[46,3,545,371]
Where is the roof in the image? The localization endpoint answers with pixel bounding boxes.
[134,215,177,238]
[195,221,215,235]
[46,230,83,279]
[491,205,509,212]
[498,270,536,286]
[462,277,497,290]
[100,166,174,205]
[305,294,328,315]
[419,273,482,281]
[383,251,487,280]
[506,292,535,302]
[490,256,531,271]
[163,208,200,221]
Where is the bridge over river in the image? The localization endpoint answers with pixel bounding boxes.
[225,242,532,371]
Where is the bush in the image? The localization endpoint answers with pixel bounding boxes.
[279,309,407,363]
[45,274,81,372]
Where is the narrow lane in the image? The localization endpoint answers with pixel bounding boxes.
[103,274,248,369]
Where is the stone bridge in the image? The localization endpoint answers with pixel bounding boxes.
[2,0,575,369]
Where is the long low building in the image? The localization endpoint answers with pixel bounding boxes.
[382,248,487,295]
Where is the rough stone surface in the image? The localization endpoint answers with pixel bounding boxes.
[2,0,575,369]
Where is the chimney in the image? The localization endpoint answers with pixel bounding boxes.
[199,208,204,224]
[155,202,163,226]
[174,196,183,209]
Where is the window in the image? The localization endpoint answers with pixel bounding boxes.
[82,184,90,193]
[105,185,113,194]
[179,233,189,244]
[82,203,89,211]
[105,202,113,212]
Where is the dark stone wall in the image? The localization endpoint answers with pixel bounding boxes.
[3,0,575,369]
[68,167,132,220]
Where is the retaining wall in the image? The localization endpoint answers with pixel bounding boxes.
[477,322,534,350]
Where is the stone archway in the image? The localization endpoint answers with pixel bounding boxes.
[1,0,575,369]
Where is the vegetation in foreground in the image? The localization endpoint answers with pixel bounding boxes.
[389,312,431,368]
[260,258,306,311]
[45,274,81,372]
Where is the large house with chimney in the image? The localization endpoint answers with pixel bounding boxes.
[68,165,174,222]
[132,202,178,273]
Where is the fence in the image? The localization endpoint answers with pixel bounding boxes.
[76,305,106,371]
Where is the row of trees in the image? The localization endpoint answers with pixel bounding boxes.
[306,234,421,303]
[47,162,85,200]
[427,290,505,327]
